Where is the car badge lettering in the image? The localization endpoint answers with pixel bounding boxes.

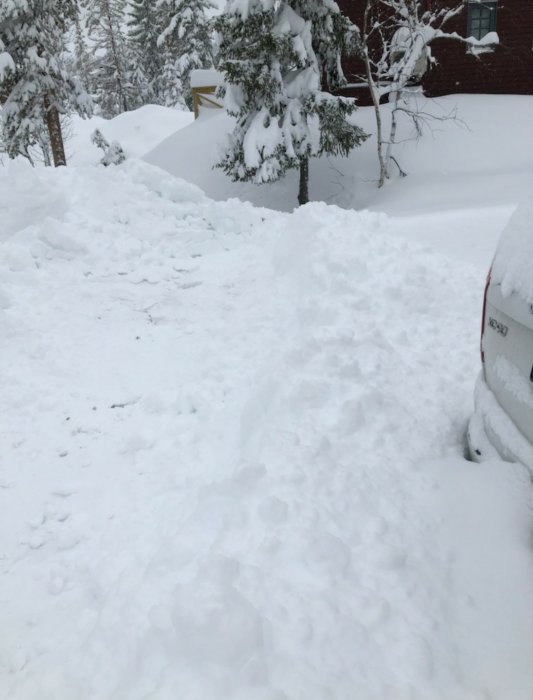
[488,317,508,337]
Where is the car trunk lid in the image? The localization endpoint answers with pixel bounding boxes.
[482,281,533,446]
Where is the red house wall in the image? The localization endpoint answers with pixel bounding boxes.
[336,0,533,100]
[336,0,379,104]
[424,1,533,96]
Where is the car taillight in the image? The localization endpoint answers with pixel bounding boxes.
[480,267,492,363]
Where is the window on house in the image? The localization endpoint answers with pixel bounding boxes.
[467,1,498,40]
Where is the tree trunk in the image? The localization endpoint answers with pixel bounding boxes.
[363,0,387,188]
[385,91,399,173]
[43,95,66,167]
[298,156,309,206]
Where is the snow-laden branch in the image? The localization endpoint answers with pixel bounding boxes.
[0,49,15,83]
[360,0,494,187]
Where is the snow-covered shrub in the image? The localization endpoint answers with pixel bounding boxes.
[91,128,126,166]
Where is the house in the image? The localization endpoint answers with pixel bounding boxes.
[336,0,533,101]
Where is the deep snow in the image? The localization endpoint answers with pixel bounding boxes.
[2,94,533,699]
[66,105,194,166]
[144,94,533,216]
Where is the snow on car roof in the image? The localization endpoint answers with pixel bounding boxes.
[491,200,533,303]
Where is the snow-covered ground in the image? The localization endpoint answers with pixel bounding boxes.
[145,94,533,216]
[1,96,533,699]
[66,105,194,166]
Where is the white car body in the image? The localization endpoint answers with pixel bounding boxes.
[468,202,533,472]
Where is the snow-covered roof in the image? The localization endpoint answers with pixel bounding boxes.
[492,200,533,303]
[190,69,224,89]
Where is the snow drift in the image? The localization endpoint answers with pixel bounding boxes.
[67,105,194,166]
[1,159,533,700]
[144,94,533,214]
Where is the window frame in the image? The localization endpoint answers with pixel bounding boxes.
[467,1,498,41]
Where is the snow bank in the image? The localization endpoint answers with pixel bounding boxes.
[68,105,194,166]
[144,94,533,215]
[1,160,533,700]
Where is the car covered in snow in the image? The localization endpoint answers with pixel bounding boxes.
[468,202,533,472]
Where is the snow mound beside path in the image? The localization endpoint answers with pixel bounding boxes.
[1,160,532,700]
[144,95,533,215]
[68,105,194,166]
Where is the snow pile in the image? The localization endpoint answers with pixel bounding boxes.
[144,94,533,214]
[67,104,194,166]
[0,160,70,244]
[1,160,533,700]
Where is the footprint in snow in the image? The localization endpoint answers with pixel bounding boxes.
[26,534,46,550]
[44,502,70,522]
[48,575,66,595]
[24,502,72,552]
[51,485,77,498]
[56,531,83,551]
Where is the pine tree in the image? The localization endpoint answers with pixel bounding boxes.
[215,0,368,206]
[128,0,166,105]
[72,7,92,94]
[157,0,215,110]
[84,0,135,116]
[0,0,91,166]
